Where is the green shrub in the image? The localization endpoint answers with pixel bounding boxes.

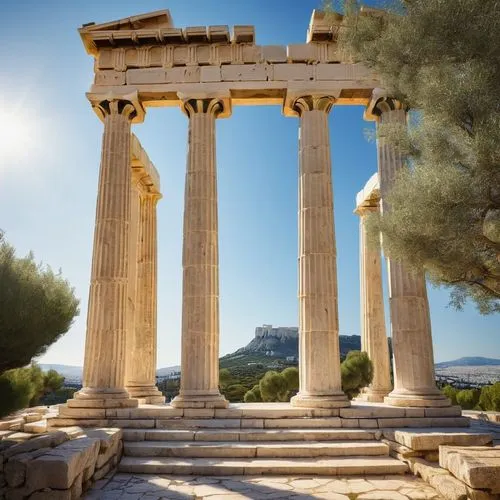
[479,383,500,411]
[341,351,373,399]
[244,384,262,403]
[0,368,36,418]
[456,389,480,410]
[281,367,299,392]
[259,371,289,402]
[442,385,459,406]
[224,384,247,402]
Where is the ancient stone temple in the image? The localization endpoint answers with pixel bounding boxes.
[46,7,498,482]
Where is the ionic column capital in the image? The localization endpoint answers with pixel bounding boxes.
[87,91,146,124]
[284,94,336,117]
[178,93,232,119]
[364,88,407,121]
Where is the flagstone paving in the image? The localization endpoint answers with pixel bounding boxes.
[84,473,443,499]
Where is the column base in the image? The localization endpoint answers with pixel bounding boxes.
[126,385,166,404]
[385,390,451,408]
[69,388,139,409]
[171,391,228,409]
[291,392,350,409]
[355,388,392,403]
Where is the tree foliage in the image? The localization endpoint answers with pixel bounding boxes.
[456,388,480,410]
[281,367,299,392]
[243,354,373,403]
[341,351,373,399]
[325,0,500,313]
[478,382,500,411]
[259,370,289,402]
[219,368,233,389]
[0,364,66,418]
[442,385,459,406]
[0,234,80,373]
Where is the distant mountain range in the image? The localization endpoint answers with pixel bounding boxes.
[41,353,500,382]
[435,357,500,368]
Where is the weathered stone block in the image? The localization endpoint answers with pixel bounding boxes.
[95,70,126,86]
[383,429,493,451]
[127,68,166,85]
[221,64,269,81]
[3,432,68,460]
[429,473,469,500]
[273,64,314,81]
[200,66,221,82]
[22,421,47,434]
[97,49,114,69]
[261,45,287,63]
[440,446,500,492]
[242,45,261,63]
[425,406,462,418]
[85,429,122,469]
[25,437,100,492]
[287,43,318,62]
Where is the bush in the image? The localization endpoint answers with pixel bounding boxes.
[224,384,247,402]
[244,384,262,403]
[341,351,373,399]
[479,383,500,411]
[281,367,299,392]
[456,389,480,410]
[0,368,36,418]
[0,365,66,418]
[259,371,289,402]
[442,385,459,406]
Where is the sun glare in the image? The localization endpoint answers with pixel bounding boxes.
[0,105,44,165]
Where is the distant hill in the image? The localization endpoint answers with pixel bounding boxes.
[435,357,500,368]
[221,332,363,368]
[39,364,83,381]
[156,365,181,377]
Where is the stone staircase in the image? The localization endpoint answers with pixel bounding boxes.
[119,424,408,476]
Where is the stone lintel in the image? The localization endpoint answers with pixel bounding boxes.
[87,90,145,124]
[130,134,161,194]
[355,172,380,214]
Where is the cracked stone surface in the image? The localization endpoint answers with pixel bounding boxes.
[84,473,443,499]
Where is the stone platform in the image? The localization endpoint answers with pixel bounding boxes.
[46,402,485,480]
[51,402,467,430]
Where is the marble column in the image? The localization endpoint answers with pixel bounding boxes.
[171,98,228,409]
[72,97,142,409]
[367,93,450,407]
[355,204,392,402]
[289,95,349,408]
[126,179,165,404]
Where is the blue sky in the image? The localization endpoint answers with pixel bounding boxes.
[0,0,498,368]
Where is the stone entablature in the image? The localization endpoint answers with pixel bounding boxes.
[130,133,160,194]
[80,9,378,107]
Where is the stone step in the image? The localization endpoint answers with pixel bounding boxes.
[124,440,389,458]
[123,428,379,442]
[118,455,408,475]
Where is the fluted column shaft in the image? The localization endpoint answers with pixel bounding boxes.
[372,98,449,407]
[74,99,139,408]
[126,184,165,403]
[290,96,349,409]
[356,205,392,402]
[171,98,228,409]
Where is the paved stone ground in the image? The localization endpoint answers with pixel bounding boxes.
[85,473,443,499]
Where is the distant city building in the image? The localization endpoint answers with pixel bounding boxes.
[255,324,298,340]
[286,356,296,362]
